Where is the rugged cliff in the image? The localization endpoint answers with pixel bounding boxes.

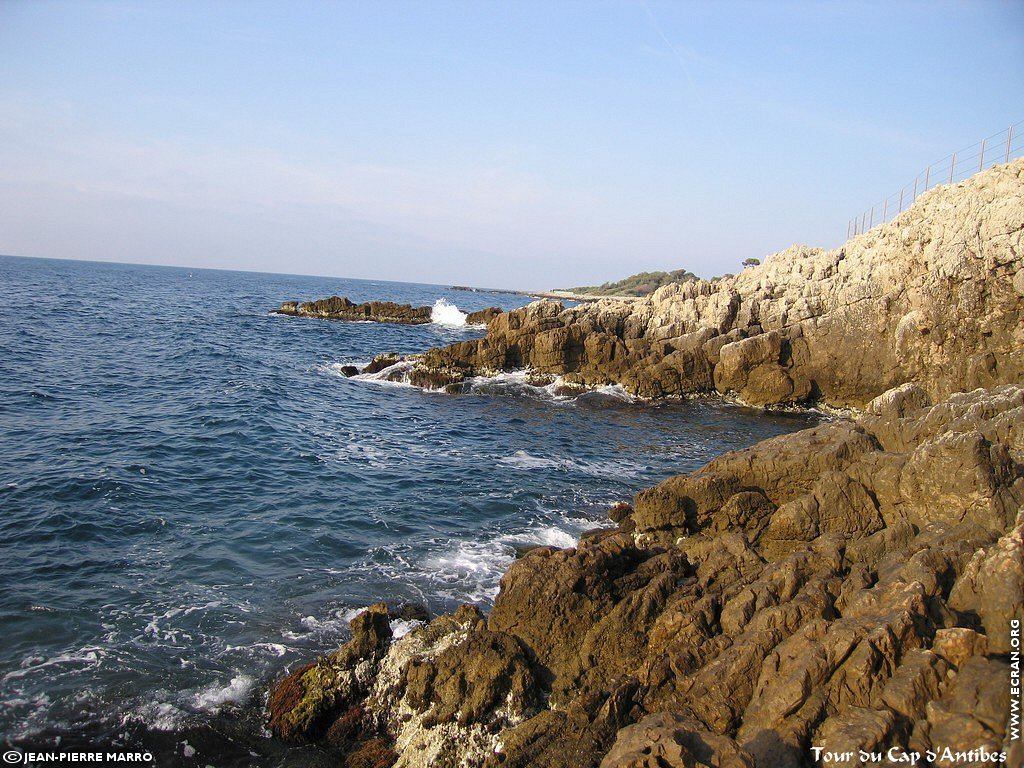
[377,159,1023,408]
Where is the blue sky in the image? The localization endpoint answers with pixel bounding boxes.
[0,1,1021,289]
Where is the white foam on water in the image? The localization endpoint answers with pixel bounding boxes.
[390,618,423,639]
[350,362,642,402]
[300,614,327,631]
[323,361,373,377]
[583,383,638,403]
[352,360,416,388]
[292,604,424,647]
[511,525,578,548]
[423,538,514,603]
[3,648,106,682]
[293,607,357,643]
[461,370,638,405]
[418,516,596,602]
[430,298,467,327]
[340,607,363,624]
[499,450,646,479]
[125,700,187,732]
[223,642,288,658]
[192,674,255,712]
[464,371,542,398]
[499,450,562,470]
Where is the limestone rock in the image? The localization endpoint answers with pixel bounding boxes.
[274,296,434,324]
[465,306,503,325]
[601,713,755,768]
[266,284,1024,766]
[383,160,1024,408]
[948,519,1024,653]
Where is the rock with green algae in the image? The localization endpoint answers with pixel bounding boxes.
[267,602,391,742]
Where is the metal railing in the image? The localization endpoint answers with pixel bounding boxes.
[847,121,1024,239]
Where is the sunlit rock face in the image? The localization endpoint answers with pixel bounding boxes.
[394,159,1024,409]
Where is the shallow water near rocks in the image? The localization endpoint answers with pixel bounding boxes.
[0,255,821,765]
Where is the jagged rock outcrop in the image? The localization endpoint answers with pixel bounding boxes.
[267,385,1023,767]
[275,296,433,324]
[465,306,504,325]
[374,160,1024,408]
[273,296,503,327]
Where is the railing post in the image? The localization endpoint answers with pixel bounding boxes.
[949,152,956,184]
[1008,125,1014,163]
[913,176,918,201]
[899,188,904,214]
[862,211,867,233]
[979,139,986,172]
[924,165,930,191]
[847,221,851,240]
[882,198,888,223]
[869,206,874,229]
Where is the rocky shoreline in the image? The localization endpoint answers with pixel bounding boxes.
[273,296,503,326]
[265,160,1023,767]
[361,160,1022,407]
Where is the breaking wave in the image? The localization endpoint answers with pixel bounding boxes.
[347,365,639,406]
[430,298,468,327]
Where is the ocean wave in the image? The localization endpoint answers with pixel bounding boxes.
[431,298,467,327]
[124,700,187,732]
[507,525,578,548]
[351,360,417,388]
[464,371,637,404]
[3,648,107,683]
[366,508,607,607]
[499,449,647,479]
[192,674,255,712]
[348,364,640,406]
[422,538,512,603]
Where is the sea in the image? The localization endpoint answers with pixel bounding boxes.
[0,255,821,766]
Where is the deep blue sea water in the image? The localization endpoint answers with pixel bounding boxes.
[0,255,820,765]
